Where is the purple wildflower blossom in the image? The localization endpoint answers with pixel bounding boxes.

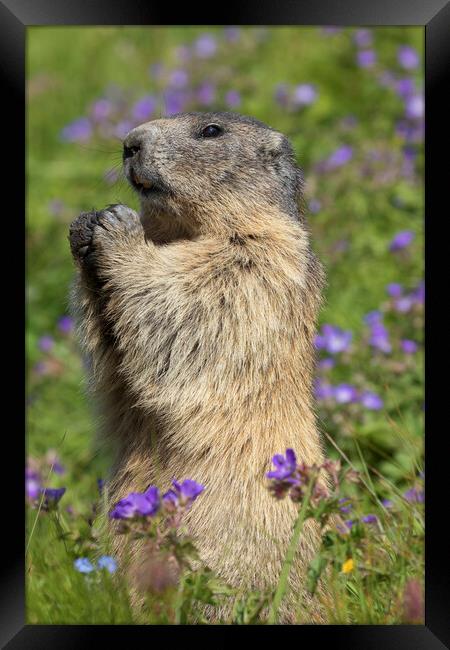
[315,324,352,355]
[401,339,418,354]
[196,82,216,106]
[394,295,414,313]
[74,558,95,574]
[364,310,382,326]
[334,384,358,404]
[26,468,41,501]
[386,283,403,298]
[195,34,217,58]
[368,320,392,353]
[353,29,372,47]
[382,498,393,508]
[389,230,415,251]
[308,198,322,214]
[224,90,241,109]
[412,281,425,305]
[314,379,334,400]
[361,514,378,524]
[132,96,156,121]
[91,99,113,122]
[57,315,73,334]
[61,118,92,143]
[395,78,415,98]
[40,487,66,509]
[326,145,353,169]
[405,94,424,120]
[318,357,335,371]
[398,46,419,70]
[97,555,117,574]
[404,487,424,503]
[169,69,189,88]
[360,391,384,410]
[292,84,317,107]
[38,335,54,353]
[339,497,353,514]
[110,487,160,519]
[166,479,205,506]
[345,519,354,529]
[357,50,376,68]
[267,448,297,480]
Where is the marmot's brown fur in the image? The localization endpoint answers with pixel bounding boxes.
[69,112,326,622]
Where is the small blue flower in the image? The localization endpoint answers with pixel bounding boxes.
[361,514,378,524]
[74,558,95,574]
[97,556,117,574]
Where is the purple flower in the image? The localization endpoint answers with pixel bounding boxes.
[334,384,358,404]
[38,335,54,353]
[354,29,372,47]
[386,283,403,298]
[314,379,334,400]
[91,99,113,122]
[292,84,317,107]
[339,497,353,514]
[368,321,391,353]
[74,558,95,574]
[169,70,189,89]
[195,34,217,58]
[308,199,322,214]
[401,339,418,354]
[164,479,205,508]
[364,310,383,326]
[357,50,376,68]
[224,90,241,109]
[26,468,41,501]
[382,498,393,508]
[405,94,424,120]
[345,519,354,529]
[361,514,378,524]
[97,555,117,574]
[360,391,384,410]
[404,487,424,503]
[395,78,415,98]
[394,295,414,313]
[398,46,419,70]
[315,324,352,355]
[389,230,415,252]
[318,357,335,371]
[267,448,297,480]
[196,82,215,106]
[57,315,73,334]
[110,487,160,519]
[132,96,156,121]
[412,281,425,305]
[326,145,353,169]
[40,487,66,509]
[61,118,92,143]
[97,478,104,495]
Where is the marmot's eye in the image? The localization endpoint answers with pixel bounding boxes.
[201,124,223,138]
[123,144,140,159]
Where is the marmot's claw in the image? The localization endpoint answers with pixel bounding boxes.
[69,205,142,267]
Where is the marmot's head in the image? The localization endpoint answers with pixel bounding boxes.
[123,112,304,238]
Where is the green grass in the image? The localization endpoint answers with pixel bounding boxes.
[26,26,424,624]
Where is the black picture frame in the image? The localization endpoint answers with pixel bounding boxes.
[4,0,448,646]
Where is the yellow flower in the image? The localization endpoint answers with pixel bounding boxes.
[342,558,354,574]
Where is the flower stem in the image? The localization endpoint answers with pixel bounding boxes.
[268,478,314,624]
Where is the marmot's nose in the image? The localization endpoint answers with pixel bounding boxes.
[123,143,140,160]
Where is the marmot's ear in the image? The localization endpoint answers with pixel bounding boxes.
[259,133,304,198]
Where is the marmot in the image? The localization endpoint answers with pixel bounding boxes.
[69,112,326,622]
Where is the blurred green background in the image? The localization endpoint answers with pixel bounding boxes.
[26,25,423,507]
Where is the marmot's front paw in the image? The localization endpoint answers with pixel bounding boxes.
[69,204,143,269]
